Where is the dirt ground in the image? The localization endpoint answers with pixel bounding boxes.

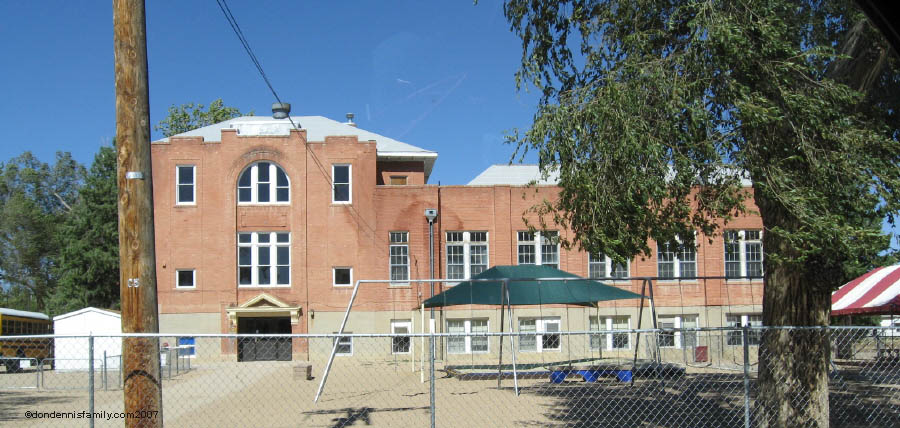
[0,358,897,427]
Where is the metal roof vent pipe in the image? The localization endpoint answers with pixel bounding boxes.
[346,113,356,127]
[272,102,291,119]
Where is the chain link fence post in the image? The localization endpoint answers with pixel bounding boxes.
[88,335,95,428]
[742,324,751,428]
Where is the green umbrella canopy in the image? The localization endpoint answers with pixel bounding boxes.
[422,265,643,308]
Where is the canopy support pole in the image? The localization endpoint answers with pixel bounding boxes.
[507,280,520,395]
[631,279,648,386]
[315,279,362,403]
[498,280,505,389]
[647,278,660,364]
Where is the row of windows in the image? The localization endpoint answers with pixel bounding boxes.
[173,229,762,289]
[0,319,52,336]
[331,313,762,356]
[174,163,352,205]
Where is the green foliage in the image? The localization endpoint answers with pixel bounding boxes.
[504,0,900,284]
[155,98,250,137]
[49,143,120,315]
[0,152,84,311]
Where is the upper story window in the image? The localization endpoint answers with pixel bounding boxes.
[517,231,559,268]
[657,238,697,279]
[238,232,290,287]
[390,232,409,282]
[332,164,351,203]
[589,253,629,279]
[446,231,488,281]
[390,176,407,185]
[176,165,195,205]
[238,162,290,204]
[725,230,763,279]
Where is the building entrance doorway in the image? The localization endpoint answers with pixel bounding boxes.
[237,316,292,362]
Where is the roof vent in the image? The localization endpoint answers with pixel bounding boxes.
[346,113,356,127]
[272,102,291,119]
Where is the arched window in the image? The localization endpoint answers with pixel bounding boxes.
[237,162,290,204]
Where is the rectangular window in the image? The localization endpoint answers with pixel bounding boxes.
[237,232,290,287]
[517,231,559,267]
[446,231,489,281]
[518,317,560,353]
[390,232,409,282]
[657,239,697,279]
[589,254,629,279]
[176,269,195,289]
[333,164,351,203]
[176,165,195,204]
[726,314,763,345]
[658,315,699,348]
[389,176,407,185]
[333,267,352,287]
[724,230,764,279]
[590,316,632,350]
[446,319,490,354]
[177,337,196,357]
[391,320,412,354]
[334,334,353,356]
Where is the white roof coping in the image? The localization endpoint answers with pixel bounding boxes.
[157,115,437,180]
[53,307,121,321]
[468,164,752,187]
[467,165,559,186]
[0,308,50,320]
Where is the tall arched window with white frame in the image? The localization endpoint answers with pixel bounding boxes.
[237,162,290,204]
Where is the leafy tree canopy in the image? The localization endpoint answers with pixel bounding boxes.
[155,98,250,138]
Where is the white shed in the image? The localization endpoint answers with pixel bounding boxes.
[53,307,122,371]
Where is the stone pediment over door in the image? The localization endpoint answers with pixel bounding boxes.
[226,293,302,327]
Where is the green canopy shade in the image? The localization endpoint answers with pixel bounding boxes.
[422,265,643,308]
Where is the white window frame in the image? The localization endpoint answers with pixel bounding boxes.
[446,319,490,354]
[657,315,699,348]
[590,316,632,350]
[726,314,763,346]
[237,162,290,205]
[588,254,630,280]
[446,231,489,282]
[518,317,561,353]
[176,165,196,205]
[389,232,410,284]
[724,230,764,280]
[333,267,353,287]
[237,232,291,287]
[332,164,352,204]
[391,320,412,355]
[334,334,353,356]
[517,231,560,268]
[175,269,196,289]
[657,237,697,280]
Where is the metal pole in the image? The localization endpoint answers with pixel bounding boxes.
[430,321,436,428]
[315,279,364,402]
[89,335,95,428]
[631,279,648,386]
[506,283,519,396]
[113,0,163,425]
[497,280,506,388]
[742,324,751,428]
[647,279,660,364]
[103,350,108,391]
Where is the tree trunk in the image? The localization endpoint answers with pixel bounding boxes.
[755,191,831,428]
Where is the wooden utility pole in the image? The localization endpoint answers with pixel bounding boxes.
[113,0,162,426]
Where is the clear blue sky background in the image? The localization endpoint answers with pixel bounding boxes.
[0,1,539,185]
[1,1,897,247]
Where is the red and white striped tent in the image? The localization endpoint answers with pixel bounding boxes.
[832,265,900,316]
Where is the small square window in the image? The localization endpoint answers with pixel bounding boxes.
[389,176,407,185]
[333,267,352,287]
[176,269,195,288]
[334,334,353,356]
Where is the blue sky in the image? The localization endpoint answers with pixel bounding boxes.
[0,1,539,185]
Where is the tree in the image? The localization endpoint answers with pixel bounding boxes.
[0,152,83,312]
[155,98,249,137]
[503,0,899,426]
[50,143,120,315]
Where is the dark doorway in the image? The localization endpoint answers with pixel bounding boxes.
[237,317,292,362]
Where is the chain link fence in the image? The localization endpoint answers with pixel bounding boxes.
[0,327,897,427]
